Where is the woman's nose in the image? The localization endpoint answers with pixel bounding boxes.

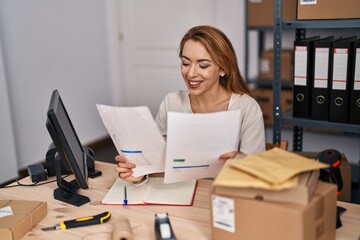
[187,64,198,78]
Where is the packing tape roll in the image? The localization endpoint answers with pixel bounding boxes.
[112,216,134,240]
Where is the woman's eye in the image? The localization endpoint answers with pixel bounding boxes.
[182,62,190,66]
[200,65,209,69]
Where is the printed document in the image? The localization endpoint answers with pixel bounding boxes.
[96,104,165,177]
[164,110,241,183]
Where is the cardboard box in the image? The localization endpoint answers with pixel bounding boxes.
[0,200,47,240]
[297,0,360,20]
[259,49,293,82]
[250,88,292,126]
[211,181,337,240]
[248,0,297,27]
[297,152,352,202]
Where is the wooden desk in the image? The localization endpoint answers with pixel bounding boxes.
[0,161,359,240]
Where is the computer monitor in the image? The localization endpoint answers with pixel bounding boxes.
[46,89,90,206]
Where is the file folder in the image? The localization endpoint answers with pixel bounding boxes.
[349,39,360,124]
[311,36,335,121]
[329,37,357,123]
[293,36,320,118]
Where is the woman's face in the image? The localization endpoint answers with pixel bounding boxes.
[181,40,222,96]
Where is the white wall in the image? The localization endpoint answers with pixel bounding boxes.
[0,40,18,183]
[0,0,118,172]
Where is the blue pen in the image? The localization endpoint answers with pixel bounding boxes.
[123,186,128,205]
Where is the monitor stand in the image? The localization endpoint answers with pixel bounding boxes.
[53,156,90,207]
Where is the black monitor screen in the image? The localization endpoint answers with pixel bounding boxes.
[46,89,88,189]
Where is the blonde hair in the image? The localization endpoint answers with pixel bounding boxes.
[179,25,250,94]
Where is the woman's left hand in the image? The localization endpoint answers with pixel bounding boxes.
[218,151,246,161]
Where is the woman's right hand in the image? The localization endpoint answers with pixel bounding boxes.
[114,155,145,183]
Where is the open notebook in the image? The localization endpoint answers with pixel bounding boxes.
[102,177,197,206]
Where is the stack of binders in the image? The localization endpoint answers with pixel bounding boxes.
[292,36,360,124]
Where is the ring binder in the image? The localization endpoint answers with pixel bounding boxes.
[293,36,320,118]
[310,36,335,121]
[329,36,357,123]
[349,39,360,124]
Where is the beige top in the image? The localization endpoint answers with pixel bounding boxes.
[155,90,265,154]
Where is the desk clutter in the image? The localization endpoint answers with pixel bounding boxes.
[1,159,359,239]
[210,148,338,240]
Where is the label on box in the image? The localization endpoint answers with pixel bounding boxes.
[260,59,270,74]
[211,195,235,233]
[0,206,13,218]
[300,0,317,5]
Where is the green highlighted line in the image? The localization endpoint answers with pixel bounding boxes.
[173,159,185,162]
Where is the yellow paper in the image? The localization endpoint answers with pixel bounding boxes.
[228,148,328,185]
[214,159,298,190]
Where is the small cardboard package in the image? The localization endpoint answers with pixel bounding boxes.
[211,181,337,240]
[0,200,47,240]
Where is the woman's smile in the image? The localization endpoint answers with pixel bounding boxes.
[188,80,204,89]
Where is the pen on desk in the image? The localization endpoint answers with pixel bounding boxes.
[124,186,128,205]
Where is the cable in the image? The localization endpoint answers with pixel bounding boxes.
[0,174,71,188]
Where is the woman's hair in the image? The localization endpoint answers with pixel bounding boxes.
[179,25,250,94]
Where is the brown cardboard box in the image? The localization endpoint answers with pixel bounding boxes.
[297,152,352,202]
[259,49,293,82]
[0,200,47,240]
[297,0,360,20]
[211,181,337,240]
[248,0,297,27]
[251,88,292,126]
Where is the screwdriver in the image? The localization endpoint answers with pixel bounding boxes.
[42,211,111,231]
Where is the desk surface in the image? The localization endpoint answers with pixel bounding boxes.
[0,161,360,240]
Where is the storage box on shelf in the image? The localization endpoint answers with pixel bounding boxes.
[251,87,292,126]
[297,0,360,20]
[248,0,296,27]
[259,49,293,82]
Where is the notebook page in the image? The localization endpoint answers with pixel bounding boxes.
[145,178,197,205]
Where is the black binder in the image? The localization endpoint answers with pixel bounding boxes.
[293,36,320,118]
[310,36,335,121]
[329,36,357,123]
[349,39,360,124]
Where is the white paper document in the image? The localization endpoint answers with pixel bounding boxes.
[164,110,241,183]
[96,104,165,177]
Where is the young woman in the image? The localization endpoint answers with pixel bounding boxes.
[115,25,265,183]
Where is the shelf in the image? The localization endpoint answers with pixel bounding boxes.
[248,26,273,31]
[282,109,360,134]
[283,19,360,29]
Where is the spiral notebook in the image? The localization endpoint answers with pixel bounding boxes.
[101,177,197,206]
